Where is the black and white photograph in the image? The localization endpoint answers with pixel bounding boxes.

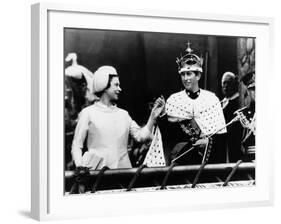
[64,28,256,194]
[27,0,277,221]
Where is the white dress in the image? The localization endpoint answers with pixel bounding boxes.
[71,102,152,169]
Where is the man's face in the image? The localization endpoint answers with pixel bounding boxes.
[104,76,122,102]
[222,76,236,97]
[180,71,200,92]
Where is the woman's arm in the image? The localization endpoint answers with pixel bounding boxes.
[71,109,89,167]
[130,96,165,142]
[146,96,166,131]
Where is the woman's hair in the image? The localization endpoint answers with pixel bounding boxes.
[94,74,119,97]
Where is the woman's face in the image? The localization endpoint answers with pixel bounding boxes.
[104,76,122,102]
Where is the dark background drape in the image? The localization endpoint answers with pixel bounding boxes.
[64,28,252,167]
[64,28,239,123]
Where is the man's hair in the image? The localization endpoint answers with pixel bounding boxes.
[95,74,119,97]
[180,70,201,76]
[194,71,201,77]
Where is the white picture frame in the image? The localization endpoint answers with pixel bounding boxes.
[31,2,274,221]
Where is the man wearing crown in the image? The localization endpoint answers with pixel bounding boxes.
[165,43,227,164]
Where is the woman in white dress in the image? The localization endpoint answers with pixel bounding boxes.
[71,66,165,169]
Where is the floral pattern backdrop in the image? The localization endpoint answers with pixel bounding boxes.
[237,38,255,107]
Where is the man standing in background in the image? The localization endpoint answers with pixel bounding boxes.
[221,71,244,162]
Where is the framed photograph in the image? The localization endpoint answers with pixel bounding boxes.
[31,2,274,221]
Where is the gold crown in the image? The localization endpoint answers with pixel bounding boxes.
[176,42,204,73]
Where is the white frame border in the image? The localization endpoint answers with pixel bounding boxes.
[31,2,275,221]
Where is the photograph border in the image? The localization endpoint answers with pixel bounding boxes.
[31,2,274,221]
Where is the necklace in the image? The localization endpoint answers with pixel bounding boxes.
[186,89,200,99]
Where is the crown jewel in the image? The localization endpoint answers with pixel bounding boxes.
[176,42,203,73]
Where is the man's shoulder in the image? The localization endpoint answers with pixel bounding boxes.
[200,89,216,96]
[167,90,185,100]
[200,89,219,100]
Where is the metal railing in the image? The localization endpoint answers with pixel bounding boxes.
[65,161,255,194]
